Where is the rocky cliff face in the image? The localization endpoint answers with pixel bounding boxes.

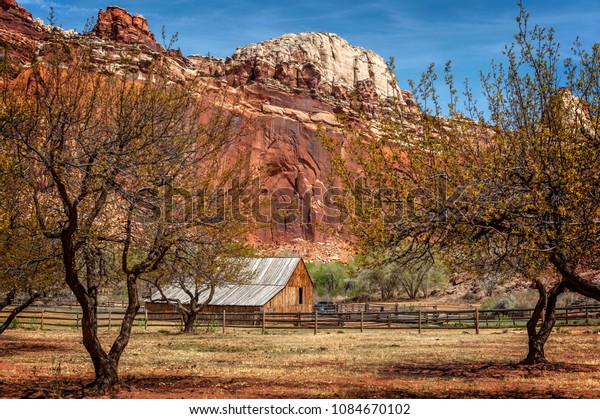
[0,1,418,259]
[231,32,401,105]
[0,0,47,66]
[187,32,418,247]
[189,32,414,112]
[92,6,163,52]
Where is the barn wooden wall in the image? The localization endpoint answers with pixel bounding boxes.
[262,260,314,313]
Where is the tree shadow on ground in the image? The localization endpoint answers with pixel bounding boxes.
[378,362,600,398]
[0,338,63,357]
[5,362,600,399]
[382,361,599,378]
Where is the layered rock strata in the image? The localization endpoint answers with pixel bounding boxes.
[0,1,419,256]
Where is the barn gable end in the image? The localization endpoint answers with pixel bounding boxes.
[263,259,314,312]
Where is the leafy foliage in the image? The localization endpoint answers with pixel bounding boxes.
[306,261,349,298]
[0,41,244,389]
[325,3,600,363]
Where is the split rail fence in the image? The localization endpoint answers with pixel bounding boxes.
[1,305,599,334]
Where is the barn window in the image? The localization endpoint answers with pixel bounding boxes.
[299,287,304,305]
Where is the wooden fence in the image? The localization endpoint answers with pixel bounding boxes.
[1,305,599,334]
[336,302,447,312]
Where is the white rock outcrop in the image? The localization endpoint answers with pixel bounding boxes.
[229,32,402,101]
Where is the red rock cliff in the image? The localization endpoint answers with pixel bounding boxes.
[185,33,418,246]
[92,6,163,52]
[0,2,419,258]
[0,0,48,65]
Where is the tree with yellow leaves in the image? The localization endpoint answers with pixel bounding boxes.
[328,4,600,364]
[0,41,244,392]
[0,150,61,334]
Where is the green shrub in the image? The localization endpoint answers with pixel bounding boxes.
[481,292,537,310]
[306,261,349,298]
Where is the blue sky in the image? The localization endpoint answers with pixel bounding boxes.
[18,0,600,108]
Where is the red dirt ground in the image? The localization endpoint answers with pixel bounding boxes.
[1,328,599,398]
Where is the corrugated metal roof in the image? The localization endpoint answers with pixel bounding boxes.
[149,257,302,307]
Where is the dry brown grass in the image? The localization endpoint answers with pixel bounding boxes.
[0,327,599,398]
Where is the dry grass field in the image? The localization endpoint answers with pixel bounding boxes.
[0,327,599,398]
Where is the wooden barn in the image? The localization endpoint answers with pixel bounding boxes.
[145,257,314,314]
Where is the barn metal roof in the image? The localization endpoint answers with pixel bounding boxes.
[149,257,302,307]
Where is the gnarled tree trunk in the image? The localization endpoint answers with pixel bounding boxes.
[180,285,215,334]
[64,240,143,394]
[182,311,197,334]
[550,253,600,301]
[0,290,43,334]
[75,275,141,393]
[521,279,565,365]
[80,301,118,392]
[522,251,600,365]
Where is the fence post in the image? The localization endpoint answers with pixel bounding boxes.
[565,308,569,325]
[40,310,45,331]
[585,307,589,324]
[360,310,364,333]
[262,310,266,334]
[144,308,148,331]
[108,310,112,331]
[475,307,480,335]
[76,312,80,330]
[314,310,318,335]
[222,310,226,334]
[418,310,422,334]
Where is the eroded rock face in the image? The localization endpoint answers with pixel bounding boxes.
[190,32,409,112]
[0,0,29,17]
[1,2,420,256]
[1,0,20,10]
[92,6,163,52]
[0,0,48,65]
[232,33,399,98]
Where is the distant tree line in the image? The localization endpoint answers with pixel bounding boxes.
[307,254,448,301]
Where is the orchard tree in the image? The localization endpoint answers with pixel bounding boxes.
[0,142,60,334]
[328,5,600,364]
[390,258,448,300]
[352,253,447,300]
[0,224,57,334]
[148,231,255,333]
[144,125,256,333]
[0,42,241,392]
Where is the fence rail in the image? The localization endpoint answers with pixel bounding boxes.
[2,304,599,334]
